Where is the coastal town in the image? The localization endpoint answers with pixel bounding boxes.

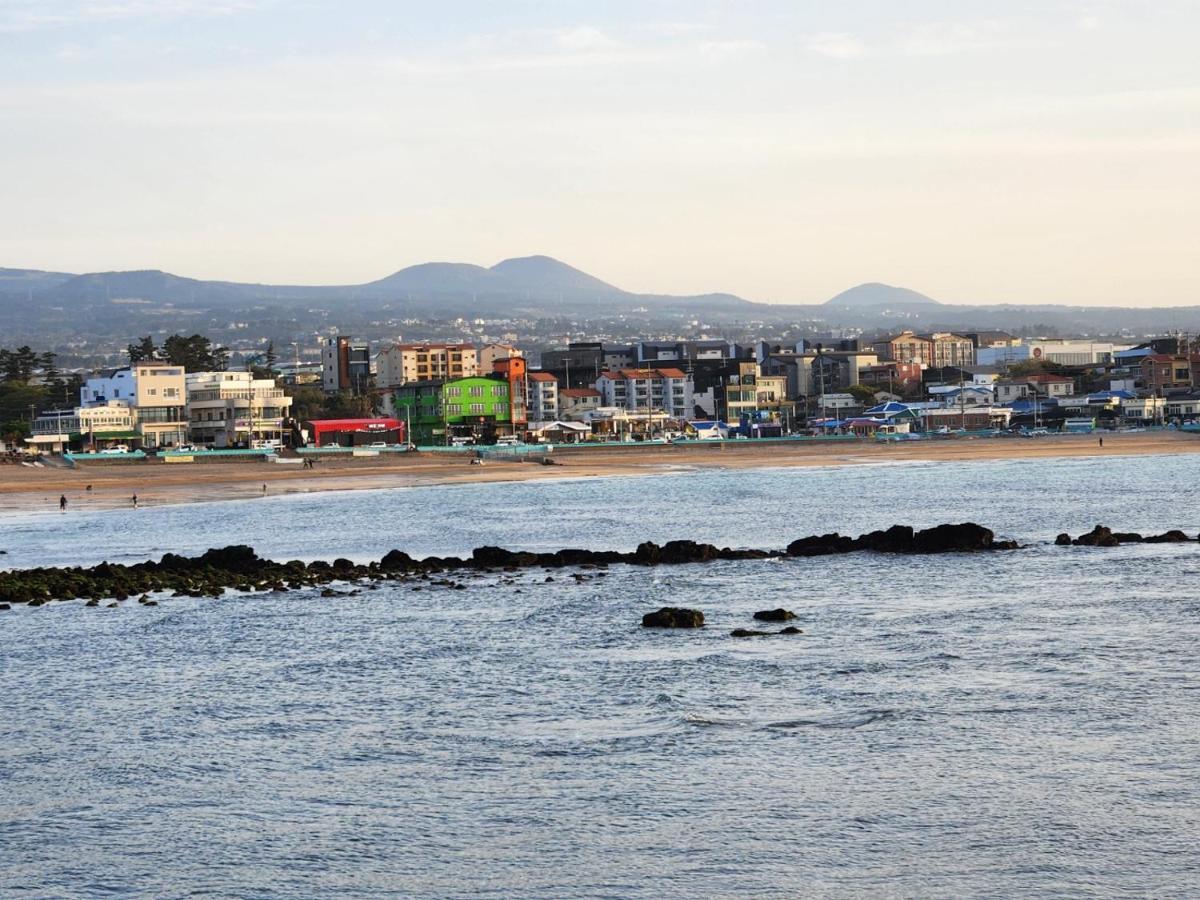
[2,329,1199,460]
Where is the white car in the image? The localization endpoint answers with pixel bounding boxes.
[366,441,388,448]
[99,445,131,454]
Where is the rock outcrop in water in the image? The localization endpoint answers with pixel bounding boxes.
[0,522,1036,608]
[642,608,705,628]
[753,609,797,622]
[1059,525,1197,547]
[785,522,1014,556]
[731,626,802,638]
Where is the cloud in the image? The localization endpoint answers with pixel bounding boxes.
[0,0,263,33]
[553,26,619,52]
[697,39,763,61]
[896,20,1037,56]
[804,32,867,59]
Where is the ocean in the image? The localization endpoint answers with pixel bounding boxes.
[2,454,1199,897]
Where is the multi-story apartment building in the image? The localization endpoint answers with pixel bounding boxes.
[541,343,635,388]
[594,368,693,419]
[526,371,559,423]
[976,339,1133,368]
[994,375,1075,403]
[322,336,371,393]
[376,342,479,388]
[873,331,974,368]
[80,362,188,447]
[478,343,522,372]
[185,371,293,448]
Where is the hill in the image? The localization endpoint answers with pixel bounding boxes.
[824,282,941,308]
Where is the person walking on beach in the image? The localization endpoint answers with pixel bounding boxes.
[59,494,67,511]
[1099,436,1104,448]
[262,483,267,495]
[131,493,138,509]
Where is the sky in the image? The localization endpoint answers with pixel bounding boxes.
[1,0,1198,306]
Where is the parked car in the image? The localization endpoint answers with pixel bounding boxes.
[494,435,520,446]
[99,445,131,454]
[366,441,388,448]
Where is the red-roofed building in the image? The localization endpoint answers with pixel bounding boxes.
[559,388,602,421]
[595,368,694,419]
[305,418,405,447]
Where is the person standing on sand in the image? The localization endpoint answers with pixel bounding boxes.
[1099,437,1104,447]
[131,493,138,509]
[262,483,267,495]
[59,495,67,511]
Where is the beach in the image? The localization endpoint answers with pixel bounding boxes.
[2,431,1196,515]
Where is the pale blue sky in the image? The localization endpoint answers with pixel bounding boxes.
[2,1,1197,305]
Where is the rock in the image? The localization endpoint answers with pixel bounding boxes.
[731,628,772,637]
[753,608,797,622]
[1111,532,1144,543]
[786,533,856,557]
[106,602,119,608]
[855,525,916,553]
[472,546,540,568]
[85,598,99,607]
[320,588,338,597]
[142,600,158,607]
[631,542,662,565]
[1073,525,1119,547]
[1055,533,1072,546]
[0,603,9,610]
[658,540,720,565]
[1144,530,1190,543]
[779,626,803,634]
[380,549,416,571]
[27,598,45,607]
[911,522,995,553]
[642,607,705,628]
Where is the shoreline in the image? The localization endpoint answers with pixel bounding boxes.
[3,432,1197,516]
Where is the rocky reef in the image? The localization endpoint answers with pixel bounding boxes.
[0,522,1031,609]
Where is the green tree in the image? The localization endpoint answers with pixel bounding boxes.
[0,346,40,383]
[265,340,277,372]
[127,335,158,364]
[161,334,230,372]
[846,383,879,406]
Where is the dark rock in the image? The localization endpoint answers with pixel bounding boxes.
[658,540,720,565]
[753,608,797,622]
[631,542,662,565]
[1144,530,1190,543]
[85,598,99,607]
[142,600,158,607]
[1111,532,1145,543]
[856,525,915,553]
[472,546,540,568]
[642,607,705,628]
[911,522,995,553]
[380,549,416,571]
[320,588,338,597]
[731,628,772,637]
[1055,533,1072,546]
[786,533,856,557]
[0,603,9,610]
[1073,525,1119,547]
[197,545,262,573]
[779,626,803,634]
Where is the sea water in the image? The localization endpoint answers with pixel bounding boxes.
[1,454,1199,897]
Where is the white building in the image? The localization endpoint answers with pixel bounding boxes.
[594,368,693,420]
[27,401,137,453]
[81,363,188,447]
[526,372,559,423]
[186,371,293,448]
[977,340,1134,368]
[559,388,602,421]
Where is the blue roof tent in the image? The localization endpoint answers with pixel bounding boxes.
[1086,390,1135,402]
[864,401,910,415]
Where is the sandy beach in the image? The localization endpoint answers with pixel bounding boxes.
[2,431,1196,515]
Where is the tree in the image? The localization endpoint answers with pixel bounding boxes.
[161,334,230,372]
[265,340,277,372]
[0,346,39,383]
[127,335,158,364]
[846,383,879,406]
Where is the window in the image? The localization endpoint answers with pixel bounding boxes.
[493,385,507,397]
[469,386,484,397]
[469,403,486,415]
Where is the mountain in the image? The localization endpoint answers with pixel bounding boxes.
[824,282,941,308]
[488,255,623,297]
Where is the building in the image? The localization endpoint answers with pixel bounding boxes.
[636,340,746,363]
[526,371,559,423]
[375,343,478,388]
[81,362,188,448]
[976,340,1133,368]
[540,343,635,388]
[1139,355,1192,392]
[185,371,293,448]
[28,401,137,453]
[392,374,516,445]
[994,374,1075,404]
[559,388,602,421]
[594,368,693,420]
[873,331,974,368]
[478,343,523,372]
[304,417,405,447]
[322,336,371,393]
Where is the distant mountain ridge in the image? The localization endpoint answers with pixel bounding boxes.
[824,282,941,308]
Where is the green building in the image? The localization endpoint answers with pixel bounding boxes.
[392,375,514,445]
